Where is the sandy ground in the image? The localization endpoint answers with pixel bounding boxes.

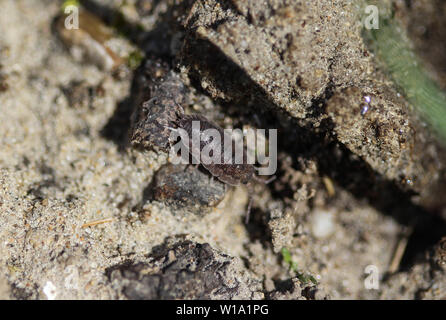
[0,0,445,299]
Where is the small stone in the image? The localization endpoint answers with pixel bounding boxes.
[310,209,335,239]
[42,281,57,300]
[149,164,226,213]
[363,95,372,104]
[360,103,369,115]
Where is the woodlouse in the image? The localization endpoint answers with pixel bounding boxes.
[171,112,275,223]
[174,113,257,186]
